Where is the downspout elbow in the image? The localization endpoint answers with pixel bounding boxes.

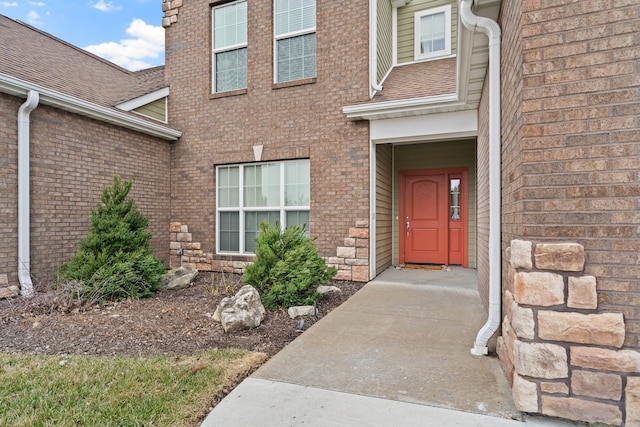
[18,90,40,297]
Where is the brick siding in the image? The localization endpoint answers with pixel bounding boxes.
[165,0,371,264]
[500,1,640,346]
[0,93,171,287]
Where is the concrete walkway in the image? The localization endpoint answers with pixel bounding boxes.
[202,267,578,426]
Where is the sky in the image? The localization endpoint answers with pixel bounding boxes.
[0,0,164,71]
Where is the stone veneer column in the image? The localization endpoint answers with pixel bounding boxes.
[496,239,639,426]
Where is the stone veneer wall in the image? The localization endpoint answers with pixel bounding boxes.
[498,239,640,426]
[169,221,370,282]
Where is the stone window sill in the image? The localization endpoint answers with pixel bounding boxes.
[272,77,316,90]
[210,88,248,99]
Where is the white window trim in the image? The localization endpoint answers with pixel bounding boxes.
[273,1,317,84]
[216,160,310,255]
[212,0,248,93]
[414,5,451,62]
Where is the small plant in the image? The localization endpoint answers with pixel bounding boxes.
[243,221,337,310]
[209,270,240,296]
[57,176,165,303]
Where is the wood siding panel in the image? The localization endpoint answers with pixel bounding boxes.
[376,144,393,274]
[397,0,457,64]
[377,0,393,83]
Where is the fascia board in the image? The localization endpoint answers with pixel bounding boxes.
[0,73,181,141]
[343,93,462,120]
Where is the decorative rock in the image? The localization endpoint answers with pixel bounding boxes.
[571,346,640,373]
[213,285,266,333]
[511,301,535,339]
[512,373,538,412]
[510,240,533,270]
[538,311,625,348]
[288,306,315,319]
[626,377,640,426]
[0,286,20,299]
[534,243,585,272]
[317,285,341,295]
[160,266,198,290]
[513,340,568,379]
[567,276,597,309]
[514,272,565,306]
[571,370,622,400]
[541,395,622,426]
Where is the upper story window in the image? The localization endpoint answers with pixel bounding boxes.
[212,0,248,93]
[414,5,451,61]
[274,0,316,83]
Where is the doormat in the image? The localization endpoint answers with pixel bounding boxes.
[404,263,444,271]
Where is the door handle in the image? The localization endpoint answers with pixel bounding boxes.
[406,221,410,235]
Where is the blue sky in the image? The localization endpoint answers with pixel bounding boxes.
[0,0,164,70]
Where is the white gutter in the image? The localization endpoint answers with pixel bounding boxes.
[0,73,181,141]
[459,0,502,356]
[17,90,39,297]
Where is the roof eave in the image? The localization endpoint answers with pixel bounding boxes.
[0,72,181,141]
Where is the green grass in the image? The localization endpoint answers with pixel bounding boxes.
[0,349,267,427]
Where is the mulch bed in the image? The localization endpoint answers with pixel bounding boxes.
[0,273,364,358]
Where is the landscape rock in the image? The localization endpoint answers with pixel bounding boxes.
[160,266,198,290]
[317,285,341,295]
[213,285,266,333]
[288,306,315,319]
[0,286,20,299]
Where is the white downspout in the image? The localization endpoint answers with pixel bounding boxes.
[18,90,39,297]
[370,0,383,96]
[459,0,502,356]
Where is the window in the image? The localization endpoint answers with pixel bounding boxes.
[217,159,310,254]
[274,0,316,83]
[212,1,247,93]
[414,5,451,61]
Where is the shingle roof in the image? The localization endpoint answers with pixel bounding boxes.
[372,58,457,103]
[0,14,165,107]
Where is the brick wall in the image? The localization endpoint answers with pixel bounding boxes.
[0,94,171,288]
[165,0,371,262]
[501,0,640,346]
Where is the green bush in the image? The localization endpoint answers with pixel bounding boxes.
[243,221,337,310]
[58,176,165,302]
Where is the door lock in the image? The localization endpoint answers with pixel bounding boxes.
[405,221,410,236]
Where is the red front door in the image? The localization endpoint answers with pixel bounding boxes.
[400,168,468,266]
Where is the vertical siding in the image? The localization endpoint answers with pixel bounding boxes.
[397,0,457,64]
[133,97,167,122]
[376,0,393,82]
[392,140,477,267]
[376,144,393,274]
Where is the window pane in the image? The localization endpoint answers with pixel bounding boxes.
[219,212,240,252]
[244,163,280,207]
[244,211,279,253]
[420,12,445,54]
[214,1,247,49]
[286,211,310,236]
[275,0,315,36]
[284,159,310,206]
[216,48,247,92]
[276,33,316,83]
[218,166,239,207]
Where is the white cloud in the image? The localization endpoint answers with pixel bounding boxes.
[93,0,122,12]
[0,2,19,7]
[29,1,46,6]
[27,10,42,25]
[84,19,164,71]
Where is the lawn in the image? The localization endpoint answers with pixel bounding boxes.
[0,349,267,427]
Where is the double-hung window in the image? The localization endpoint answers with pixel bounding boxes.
[274,0,316,83]
[217,159,310,254]
[212,0,248,93]
[414,5,451,61]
